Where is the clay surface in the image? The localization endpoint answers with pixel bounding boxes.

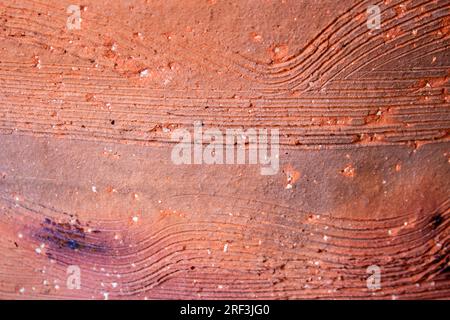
[0,0,449,299]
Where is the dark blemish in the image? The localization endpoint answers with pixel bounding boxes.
[35,217,108,256]
[67,239,80,250]
[110,120,115,125]
[432,213,443,230]
[440,265,449,276]
[14,242,18,248]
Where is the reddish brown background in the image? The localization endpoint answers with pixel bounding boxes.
[0,0,449,299]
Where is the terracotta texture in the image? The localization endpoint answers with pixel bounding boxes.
[0,0,449,299]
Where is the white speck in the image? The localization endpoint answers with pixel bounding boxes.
[43,280,49,285]
[54,285,60,290]
[391,295,398,300]
[18,233,23,239]
[139,69,149,78]
[92,186,97,193]
[111,43,118,51]
[207,249,211,255]
[19,287,25,294]
[131,263,136,268]
[111,282,118,288]
[223,243,228,253]
[314,261,320,266]
[35,247,42,254]
[388,229,392,235]
[103,292,109,300]
[404,222,408,226]
[132,216,139,223]
[285,183,293,189]
[34,57,42,69]
[323,235,329,241]
[218,285,223,289]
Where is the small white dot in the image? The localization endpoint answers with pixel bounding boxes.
[139,69,149,78]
